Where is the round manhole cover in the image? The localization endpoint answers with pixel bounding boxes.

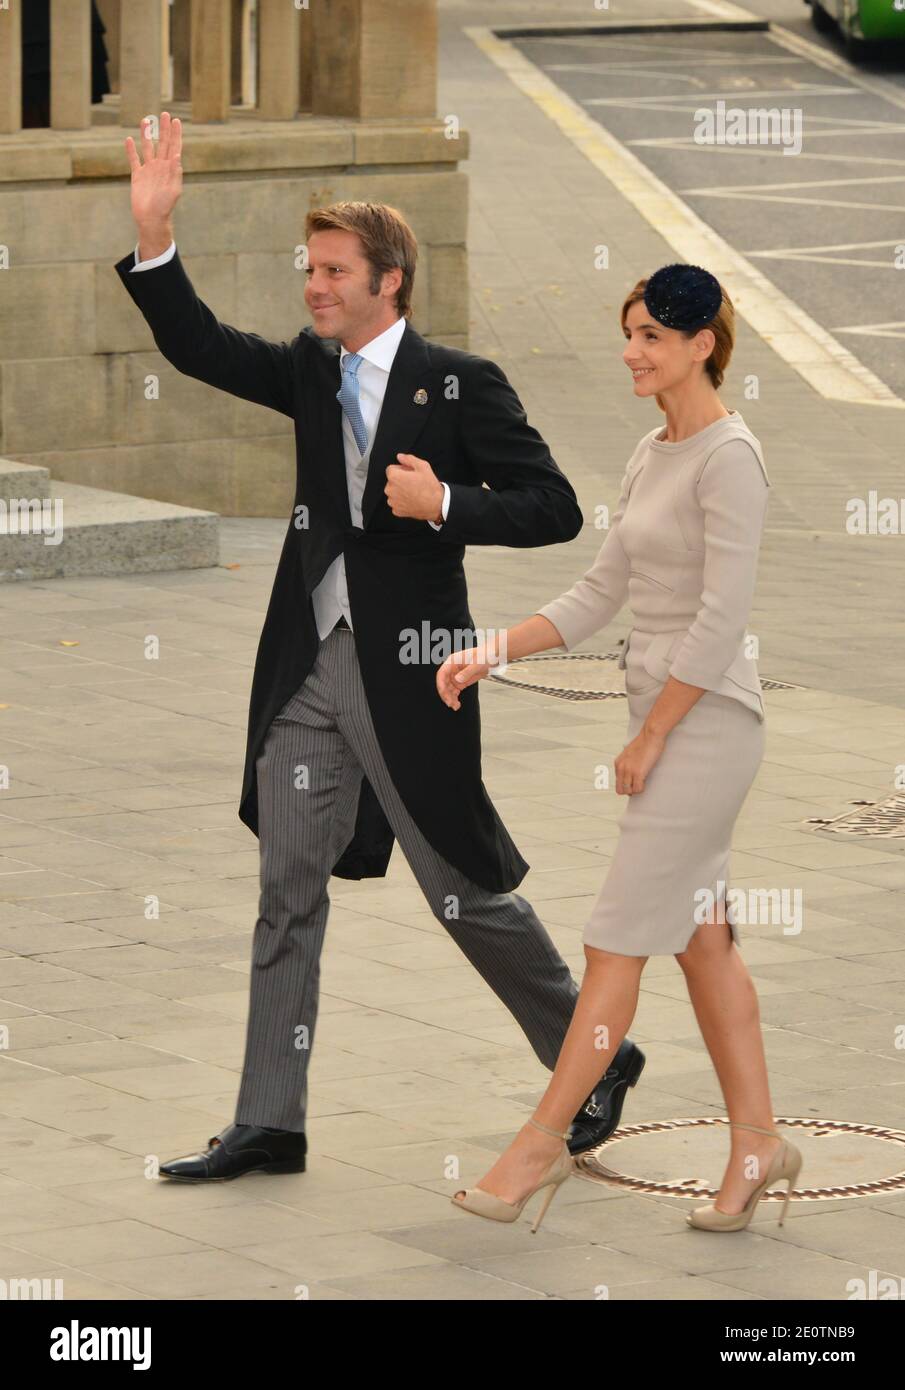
[490,653,802,701]
[574,1117,905,1202]
[491,652,626,700]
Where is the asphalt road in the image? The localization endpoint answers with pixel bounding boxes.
[512,15,905,400]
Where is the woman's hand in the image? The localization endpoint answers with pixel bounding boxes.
[436,645,494,710]
[614,727,666,795]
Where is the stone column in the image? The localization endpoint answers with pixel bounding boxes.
[239,0,256,107]
[50,0,92,130]
[191,0,231,123]
[119,0,163,130]
[257,0,301,121]
[0,0,22,134]
[312,0,437,119]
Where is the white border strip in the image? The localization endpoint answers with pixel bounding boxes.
[465,22,903,409]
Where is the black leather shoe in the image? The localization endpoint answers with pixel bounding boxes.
[567,1038,646,1156]
[159,1123,307,1182]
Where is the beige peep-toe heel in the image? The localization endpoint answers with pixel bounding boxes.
[687,1121,803,1232]
[451,1118,574,1233]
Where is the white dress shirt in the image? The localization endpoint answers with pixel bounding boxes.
[131,242,450,636]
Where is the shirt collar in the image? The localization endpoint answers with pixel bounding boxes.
[340,316,406,372]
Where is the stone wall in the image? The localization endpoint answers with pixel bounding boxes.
[0,119,469,516]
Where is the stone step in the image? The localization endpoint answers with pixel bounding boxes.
[0,458,52,504]
[0,479,219,582]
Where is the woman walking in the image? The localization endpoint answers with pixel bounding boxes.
[437,264,801,1234]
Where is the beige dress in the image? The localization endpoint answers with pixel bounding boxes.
[536,410,770,955]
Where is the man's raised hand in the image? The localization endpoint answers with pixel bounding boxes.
[125,111,183,257]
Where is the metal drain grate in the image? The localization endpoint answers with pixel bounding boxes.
[574,1116,905,1201]
[808,795,905,838]
[489,652,802,701]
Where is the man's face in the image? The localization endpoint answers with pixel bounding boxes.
[303,228,401,345]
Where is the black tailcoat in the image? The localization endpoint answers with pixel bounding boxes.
[115,247,583,892]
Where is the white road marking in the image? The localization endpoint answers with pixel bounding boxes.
[545,55,804,70]
[682,177,905,192]
[832,322,905,337]
[681,191,905,213]
[583,85,858,106]
[626,141,904,167]
[630,130,903,149]
[748,241,904,270]
[685,0,753,16]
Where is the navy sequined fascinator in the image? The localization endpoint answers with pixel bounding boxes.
[643,263,723,332]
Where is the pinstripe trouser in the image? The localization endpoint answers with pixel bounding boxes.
[233,625,580,1132]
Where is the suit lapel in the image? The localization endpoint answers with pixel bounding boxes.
[310,321,441,532]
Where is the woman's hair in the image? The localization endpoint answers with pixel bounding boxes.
[620,276,735,411]
[305,201,418,318]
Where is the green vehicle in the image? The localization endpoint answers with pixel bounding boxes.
[807,0,905,57]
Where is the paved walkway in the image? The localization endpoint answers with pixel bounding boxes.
[1,1,904,1300]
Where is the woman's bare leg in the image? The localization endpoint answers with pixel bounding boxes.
[455,945,647,1206]
[675,915,781,1213]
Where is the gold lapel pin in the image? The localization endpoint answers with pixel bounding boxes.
[413,388,429,405]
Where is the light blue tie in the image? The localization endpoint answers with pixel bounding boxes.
[336,352,369,457]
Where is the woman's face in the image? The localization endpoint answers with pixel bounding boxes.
[622,298,713,398]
